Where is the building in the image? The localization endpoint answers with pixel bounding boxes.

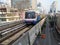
[11,0,37,10]
[0,0,37,21]
[0,3,20,22]
[11,0,30,10]
[37,2,43,14]
[49,1,56,13]
[0,0,37,10]
[0,0,11,7]
[30,0,37,10]
[5,0,11,7]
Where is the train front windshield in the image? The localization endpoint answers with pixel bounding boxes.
[25,12,36,19]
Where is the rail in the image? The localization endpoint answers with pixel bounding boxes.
[0,24,27,43]
[0,21,24,30]
[0,24,26,37]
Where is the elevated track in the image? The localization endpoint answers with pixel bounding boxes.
[0,17,46,45]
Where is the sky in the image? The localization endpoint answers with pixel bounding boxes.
[0,0,5,2]
[37,0,60,13]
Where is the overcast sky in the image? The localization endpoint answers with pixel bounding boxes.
[37,0,60,12]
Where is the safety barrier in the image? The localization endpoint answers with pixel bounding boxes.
[12,32,29,45]
[12,17,46,45]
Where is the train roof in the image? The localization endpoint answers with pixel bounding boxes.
[25,10,35,12]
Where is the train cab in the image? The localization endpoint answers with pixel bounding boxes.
[24,10,37,24]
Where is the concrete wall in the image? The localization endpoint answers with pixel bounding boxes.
[12,17,46,45]
[12,32,29,45]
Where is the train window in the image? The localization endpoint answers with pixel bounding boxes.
[25,12,36,19]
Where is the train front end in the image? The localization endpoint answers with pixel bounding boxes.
[24,11,37,25]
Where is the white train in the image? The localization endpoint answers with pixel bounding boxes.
[24,10,41,25]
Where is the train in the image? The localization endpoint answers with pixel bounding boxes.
[24,10,41,25]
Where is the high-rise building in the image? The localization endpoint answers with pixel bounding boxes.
[11,0,30,9]
[50,1,56,13]
[30,0,37,10]
[0,0,11,7]
[11,0,37,10]
[0,3,20,22]
[5,0,11,7]
[11,0,20,8]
